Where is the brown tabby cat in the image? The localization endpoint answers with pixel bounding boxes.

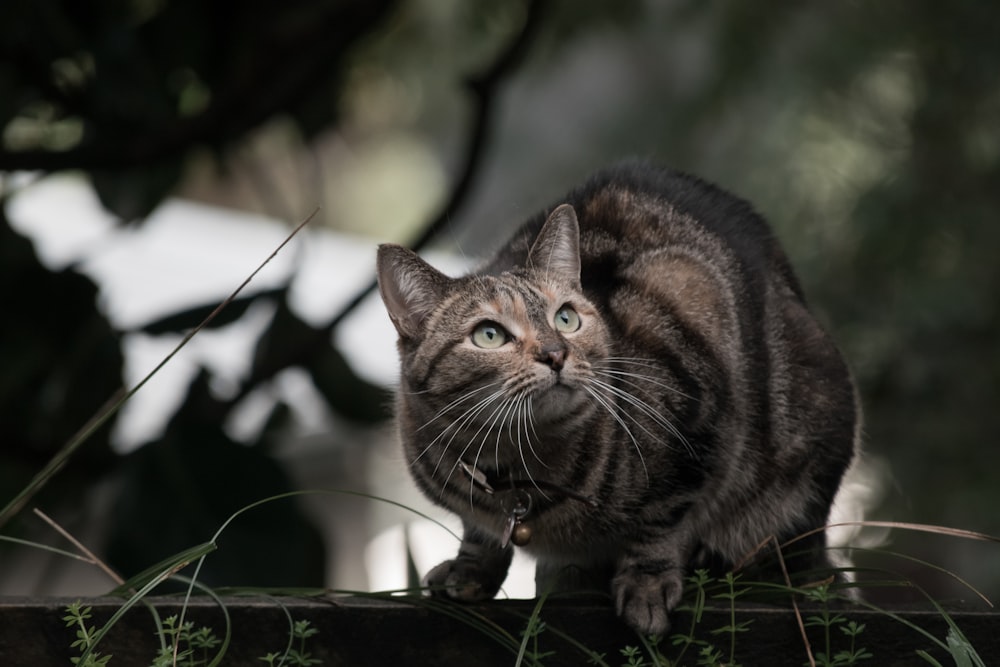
[376,161,859,635]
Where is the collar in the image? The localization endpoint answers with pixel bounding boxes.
[459,460,598,547]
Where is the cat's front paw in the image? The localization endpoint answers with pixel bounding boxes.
[423,559,505,601]
[612,565,685,636]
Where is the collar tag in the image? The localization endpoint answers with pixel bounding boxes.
[500,490,533,547]
[459,460,495,494]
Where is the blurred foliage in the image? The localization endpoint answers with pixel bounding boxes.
[106,372,325,588]
[0,206,121,517]
[0,0,401,587]
[1,0,999,599]
[0,0,395,219]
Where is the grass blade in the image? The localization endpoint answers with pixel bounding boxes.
[0,209,317,529]
[514,588,550,667]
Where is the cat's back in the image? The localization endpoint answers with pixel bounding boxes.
[482,161,803,305]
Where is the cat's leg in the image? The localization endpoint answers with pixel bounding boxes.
[612,530,695,636]
[424,524,513,601]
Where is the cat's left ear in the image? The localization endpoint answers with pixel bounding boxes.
[376,244,453,340]
[528,203,581,286]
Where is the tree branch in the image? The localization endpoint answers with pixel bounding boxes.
[0,1,396,172]
[233,0,548,397]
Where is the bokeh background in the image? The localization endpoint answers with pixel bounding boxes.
[1,1,997,603]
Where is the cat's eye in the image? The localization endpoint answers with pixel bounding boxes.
[471,321,509,349]
[554,305,581,333]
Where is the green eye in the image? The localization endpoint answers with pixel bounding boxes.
[471,321,509,349]
[554,305,581,333]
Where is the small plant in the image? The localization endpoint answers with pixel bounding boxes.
[695,644,725,666]
[619,644,651,667]
[518,616,557,665]
[260,619,322,666]
[836,621,874,666]
[803,584,846,665]
[615,635,670,667]
[803,584,873,666]
[64,601,112,667]
[668,569,724,665]
[151,614,222,667]
[63,601,328,667]
[709,571,752,667]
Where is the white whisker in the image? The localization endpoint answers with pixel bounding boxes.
[416,382,502,432]
[416,388,504,472]
[494,393,521,473]
[590,376,695,459]
[441,394,512,507]
[583,385,649,483]
[522,394,550,470]
[410,382,504,470]
[597,358,696,401]
[513,392,551,500]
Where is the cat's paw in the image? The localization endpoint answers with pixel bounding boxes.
[423,559,504,601]
[612,565,685,636]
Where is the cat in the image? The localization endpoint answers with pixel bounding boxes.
[375,161,859,636]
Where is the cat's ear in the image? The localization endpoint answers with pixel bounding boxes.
[528,204,581,286]
[376,244,453,339]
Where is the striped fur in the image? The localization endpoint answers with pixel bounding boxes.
[376,162,859,635]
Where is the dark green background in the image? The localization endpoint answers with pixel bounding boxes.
[1,1,996,602]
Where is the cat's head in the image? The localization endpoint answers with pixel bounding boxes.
[376,205,609,458]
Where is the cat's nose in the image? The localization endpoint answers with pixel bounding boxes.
[537,344,566,371]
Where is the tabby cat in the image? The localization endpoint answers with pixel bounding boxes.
[376,161,859,635]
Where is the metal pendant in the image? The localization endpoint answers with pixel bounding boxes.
[500,490,533,548]
[510,521,532,546]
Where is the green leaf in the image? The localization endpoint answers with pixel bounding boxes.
[839,621,866,637]
[944,625,985,667]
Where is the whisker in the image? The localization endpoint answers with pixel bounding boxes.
[494,393,521,473]
[438,394,511,506]
[594,369,684,417]
[596,367,694,402]
[417,388,504,471]
[415,382,503,432]
[411,383,505,470]
[522,394,550,470]
[513,392,552,500]
[583,385,649,483]
[596,358,696,401]
[592,362,694,449]
[593,370,688,430]
[526,392,543,447]
[466,395,519,508]
[590,376,696,459]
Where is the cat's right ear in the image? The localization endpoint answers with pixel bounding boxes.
[528,203,581,286]
[376,244,452,340]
